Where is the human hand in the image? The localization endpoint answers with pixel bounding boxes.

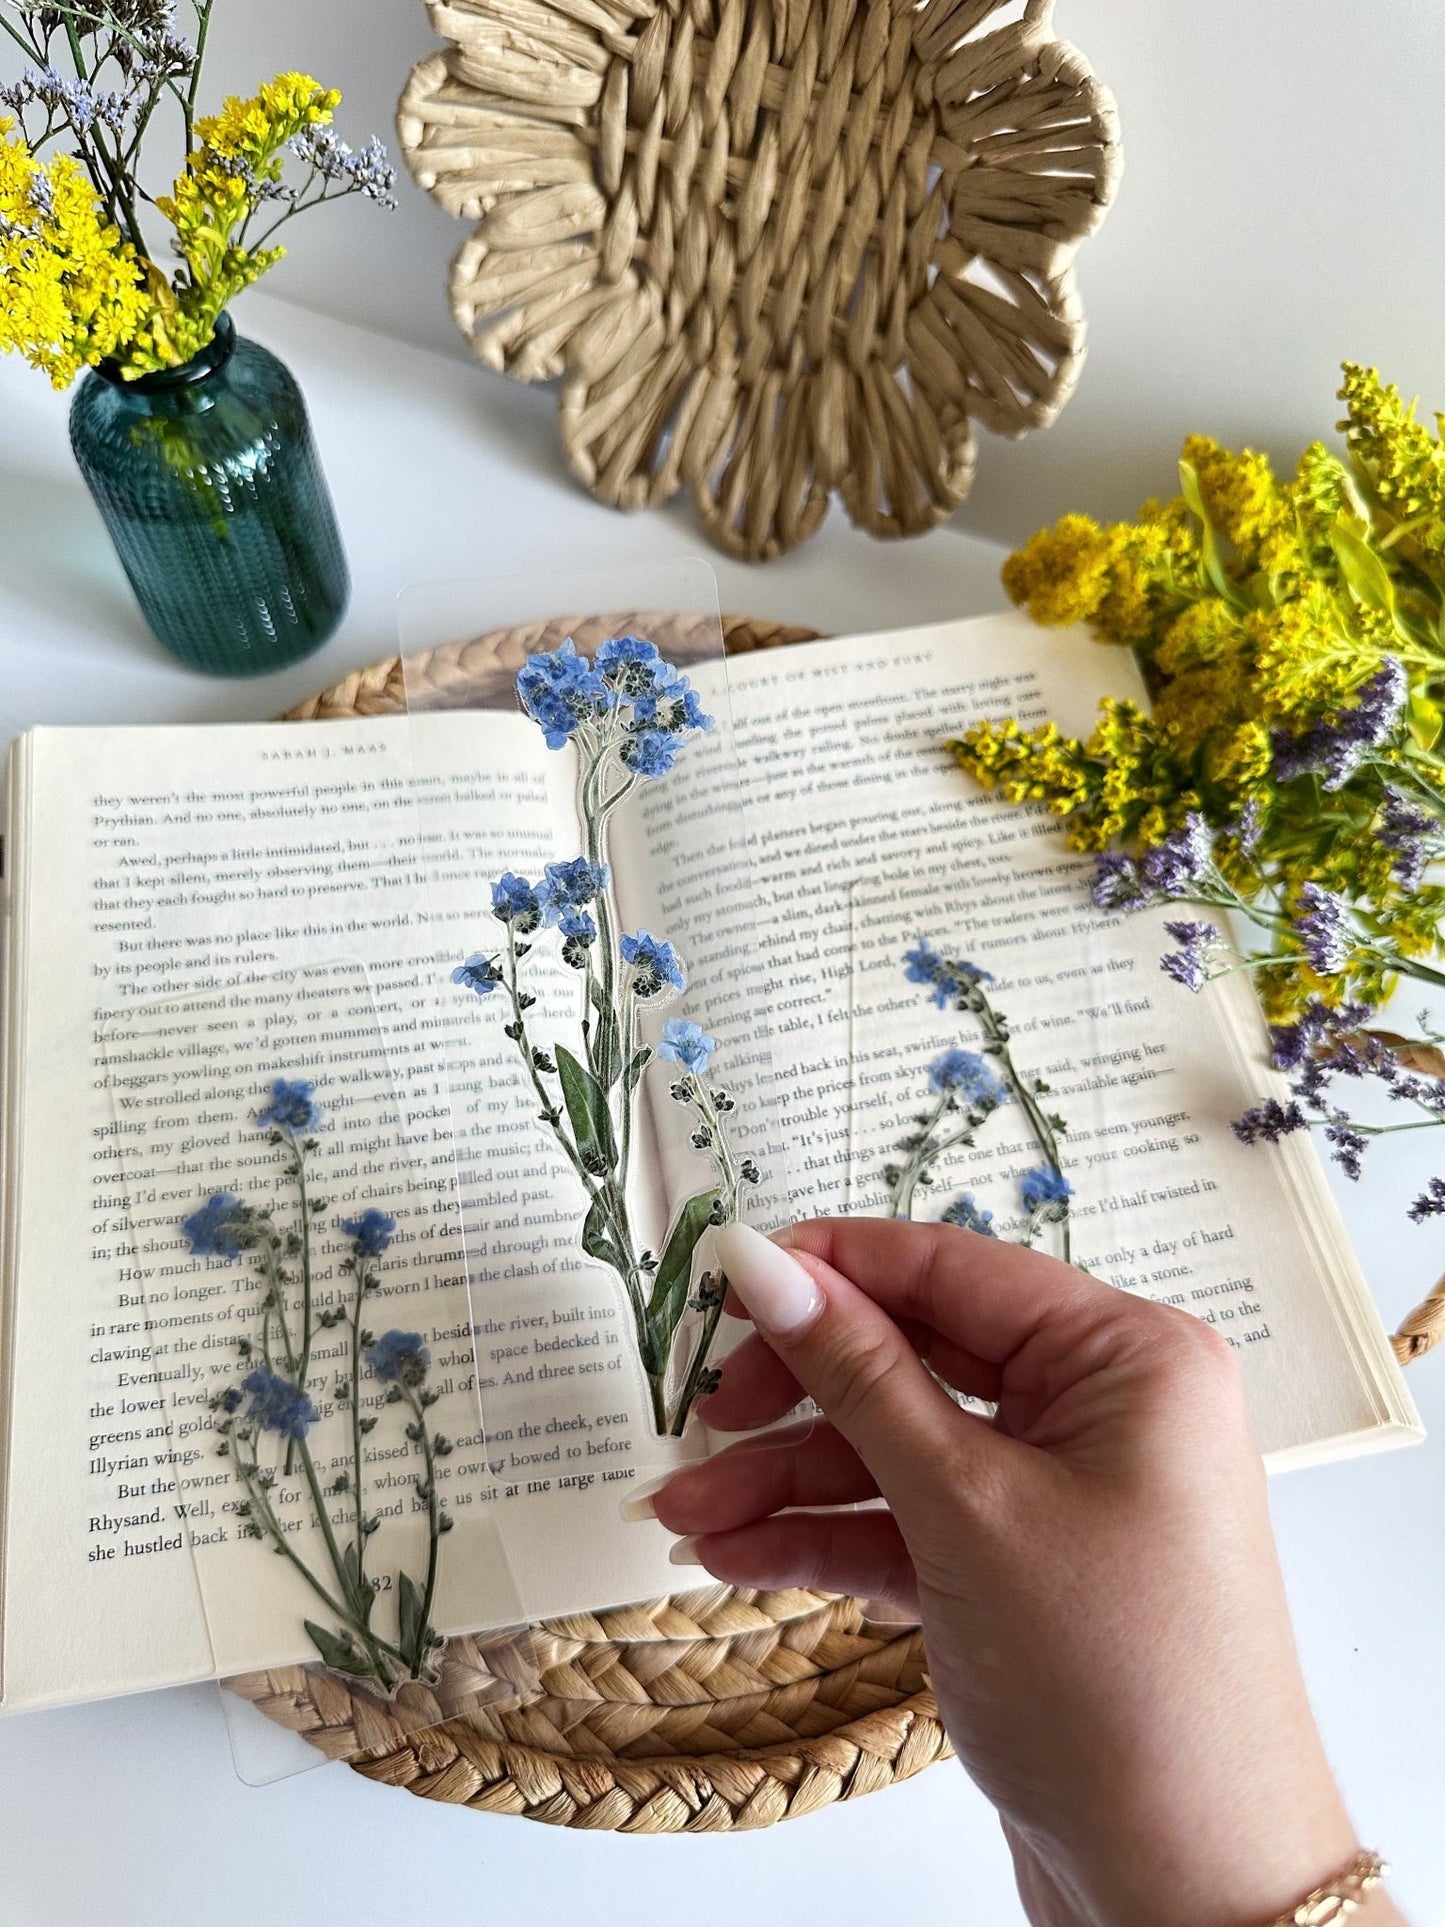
[644,1220,1404,1927]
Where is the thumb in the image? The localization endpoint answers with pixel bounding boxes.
[714,1222,976,1503]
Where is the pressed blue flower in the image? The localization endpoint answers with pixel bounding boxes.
[557,907,596,943]
[1293,883,1349,977]
[622,729,682,778]
[218,1386,243,1414]
[1160,920,1219,993]
[903,943,994,1009]
[256,1077,324,1135]
[340,1208,396,1257]
[594,635,665,686]
[453,951,502,995]
[1019,1165,1072,1213]
[657,1017,715,1075]
[941,1194,996,1237]
[541,856,610,915]
[181,1191,249,1258]
[242,1367,319,1441]
[365,1330,430,1388]
[621,930,685,997]
[635,682,713,735]
[516,640,609,748]
[491,872,544,930]
[927,1048,1009,1107]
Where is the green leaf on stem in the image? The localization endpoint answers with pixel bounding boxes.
[1178,460,1236,606]
[624,1046,652,1095]
[557,1046,617,1165]
[581,1194,624,1273]
[1329,515,1397,617]
[397,1570,425,1669]
[592,1006,622,1091]
[1409,687,1444,751]
[645,1190,718,1346]
[304,1619,370,1678]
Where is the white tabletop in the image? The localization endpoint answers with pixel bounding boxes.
[1,295,1441,1926]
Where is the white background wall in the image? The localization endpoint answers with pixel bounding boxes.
[142,0,1445,550]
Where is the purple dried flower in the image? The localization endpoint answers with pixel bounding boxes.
[1231,1099,1309,1145]
[1160,920,1219,992]
[1323,1114,1368,1180]
[1139,813,1213,899]
[1293,883,1350,977]
[1091,852,1146,913]
[1408,1178,1445,1222]
[1379,787,1435,892]
[1271,659,1407,790]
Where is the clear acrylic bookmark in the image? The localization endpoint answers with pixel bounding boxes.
[392,558,802,1572]
[98,960,537,1782]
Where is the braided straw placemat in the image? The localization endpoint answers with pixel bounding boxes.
[232,612,950,1829]
[397,0,1121,560]
[241,610,1444,1828]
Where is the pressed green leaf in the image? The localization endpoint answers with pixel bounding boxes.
[645,1190,719,1344]
[624,1046,653,1096]
[556,1046,615,1165]
[397,1570,424,1667]
[592,1007,622,1091]
[304,1619,369,1677]
[581,1195,624,1274]
[1329,516,1397,615]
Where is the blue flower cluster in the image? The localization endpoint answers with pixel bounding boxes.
[927,1048,1009,1108]
[1379,787,1434,892]
[658,1018,714,1075]
[1019,1165,1073,1214]
[941,1194,996,1236]
[488,859,609,959]
[515,636,712,774]
[242,1367,319,1441]
[181,1191,249,1259]
[340,1209,396,1257]
[621,930,685,999]
[904,943,995,1010]
[365,1330,430,1388]
[256,1078,324,1135]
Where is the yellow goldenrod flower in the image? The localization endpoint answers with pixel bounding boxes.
[0,121,147,388]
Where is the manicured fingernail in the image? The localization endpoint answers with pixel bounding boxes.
[668,1535,704,1567]
[618,1471,682,1522]
[715,1223,822,1337]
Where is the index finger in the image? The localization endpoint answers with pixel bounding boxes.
[778,1217,1111,1366]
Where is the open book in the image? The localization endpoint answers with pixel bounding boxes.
[0,613,1421,1714]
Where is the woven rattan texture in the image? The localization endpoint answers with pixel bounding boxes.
[247,612,950,1828]
[397,0,1120,559]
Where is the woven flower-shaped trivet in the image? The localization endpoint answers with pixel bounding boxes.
[232,614,949,1830]
[397,0,1120,559]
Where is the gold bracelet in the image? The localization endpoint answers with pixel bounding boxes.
[1267,1851,1389,1925]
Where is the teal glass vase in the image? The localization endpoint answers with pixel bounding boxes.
[69,313,349,677]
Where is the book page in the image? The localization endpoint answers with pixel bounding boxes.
[0,713,696,1712]
[649,617,1417,1463]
